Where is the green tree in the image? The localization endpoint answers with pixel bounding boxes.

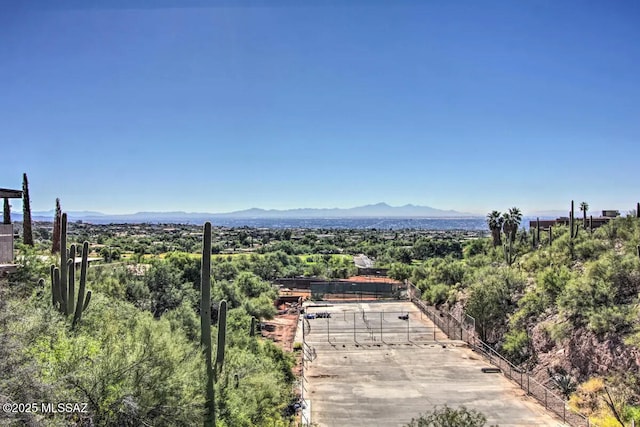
[465,268,519,342]
[234,272,274,299]
[388,263,412,282]
[405,405,495,427]
[486,211,503,247]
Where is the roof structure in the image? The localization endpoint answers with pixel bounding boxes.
[0,188,22,198]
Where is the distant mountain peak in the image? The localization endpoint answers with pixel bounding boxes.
[20,202,476,223]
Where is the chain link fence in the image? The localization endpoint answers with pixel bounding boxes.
[408,282,593,427]
[303,307,441,344]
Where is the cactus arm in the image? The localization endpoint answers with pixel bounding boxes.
[68,244,76,315]
[82,291,91,311]
[50,265,57,307]
[72,241,90,328]
[53,267,62,313]
[216,300,227,374]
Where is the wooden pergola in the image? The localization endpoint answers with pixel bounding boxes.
[1,187,22,271]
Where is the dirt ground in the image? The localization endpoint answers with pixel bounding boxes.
[261,313,299,352]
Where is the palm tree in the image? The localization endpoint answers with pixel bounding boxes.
[580,202,589,229]
[502,207,522,243]
[486,211,504,247]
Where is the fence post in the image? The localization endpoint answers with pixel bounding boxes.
[327,316,330,343]
[520,371,523,390]
[353,312,356,343]
[380,312,383,342]
[407,315,410,341]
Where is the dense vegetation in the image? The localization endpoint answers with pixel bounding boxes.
[3,205,640,426]
[411,208,640,427]
[1,227,299,426]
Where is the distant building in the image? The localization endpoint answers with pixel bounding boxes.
[528,210,619,230]
[1,187,23,274]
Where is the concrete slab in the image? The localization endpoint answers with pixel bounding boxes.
[303,302,567,427]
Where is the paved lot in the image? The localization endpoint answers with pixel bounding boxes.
[303,302,566,427]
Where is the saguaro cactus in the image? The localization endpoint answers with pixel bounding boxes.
[570,201,575,238]
[43,212,91,328]
[569,201,580,239]
[60,213,68,314]
[200,222,215,427]
[503,241,517,266]
[200,221,229,427]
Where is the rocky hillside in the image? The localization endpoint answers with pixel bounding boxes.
[413,213,640,425]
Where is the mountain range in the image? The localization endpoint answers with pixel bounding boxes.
[16,203,478,223]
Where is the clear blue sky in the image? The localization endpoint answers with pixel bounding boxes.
[1,0,639,215]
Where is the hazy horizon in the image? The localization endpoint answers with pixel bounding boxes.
[5,200,627,219]
[2,1,638,214]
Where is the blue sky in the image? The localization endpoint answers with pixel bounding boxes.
[1,0,639,215]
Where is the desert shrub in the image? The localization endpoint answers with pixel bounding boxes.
[243,294,277,320]
[537,265,572,302]
[389,263,413,282]
[24,294,205,426]
[424,283,449,306]
[405,405,495,427]
[163,300,199,341]
[501,329,530,364]
[574,238,609,261]
[558,253,640,328]
[545,320,571,343]
[465,267,516,342]
[569,377,636,426]
[509,291,546,329]
[586,305,635,336]
[463,238,489,258]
